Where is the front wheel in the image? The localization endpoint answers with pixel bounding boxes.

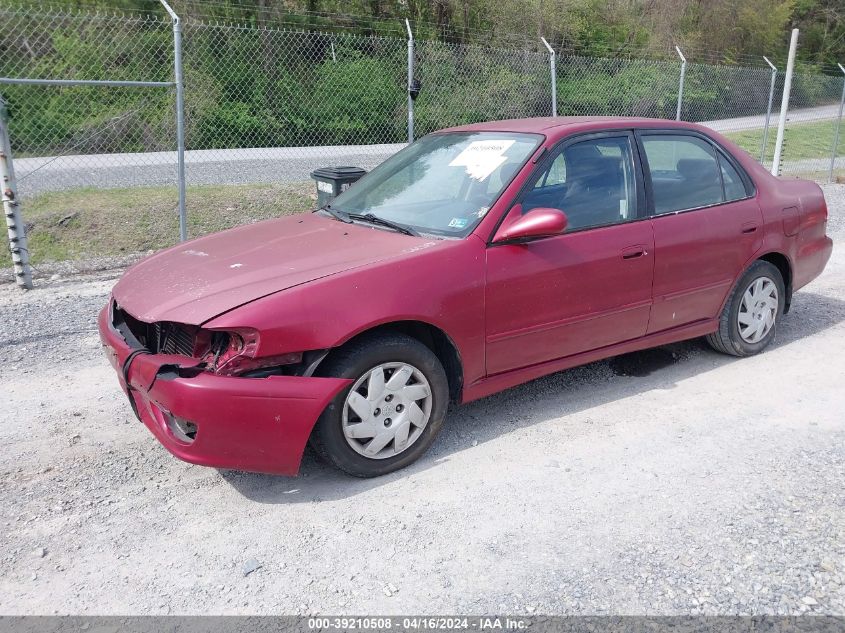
[311,332,449,477]
[706,260,785,357]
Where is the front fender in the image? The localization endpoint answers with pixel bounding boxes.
[203,236,488,390]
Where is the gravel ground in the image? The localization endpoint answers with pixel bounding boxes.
[1,185,844,616]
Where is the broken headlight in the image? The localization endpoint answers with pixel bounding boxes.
[204,328,302,376]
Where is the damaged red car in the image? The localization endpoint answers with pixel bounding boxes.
[99,116,833,477]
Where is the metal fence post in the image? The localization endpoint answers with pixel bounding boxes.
[675,46,686,121]
[772,28,799,177]
[761,56,778,164]
[541,37,556,116]
[0,94,33,289]
[828,63,845,184]
[406,19,414,144]
[160,0,187,242]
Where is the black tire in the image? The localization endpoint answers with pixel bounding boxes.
[311,332,449,477]
[706,260,786,357]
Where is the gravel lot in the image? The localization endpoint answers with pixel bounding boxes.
[1,185,844,616]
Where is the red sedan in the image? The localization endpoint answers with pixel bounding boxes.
[99,116,833,477]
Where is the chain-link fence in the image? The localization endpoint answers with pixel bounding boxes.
[551,54,845,180]
[556,55,682,119]
[175,21,409,241]
[772,70,845,179]
[679,60,776,161]
[1,3,844,277]
[0,6,179,272]
[181,22,407,169]
[414,40,552,135]
[0,8,178,189]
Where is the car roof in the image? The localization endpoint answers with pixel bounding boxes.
[438,116,699,137]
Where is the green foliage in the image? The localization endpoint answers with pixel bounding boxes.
[178,24,407,149]
[414,43,552,135]
[556,59,679,118]
[310,52,405,144]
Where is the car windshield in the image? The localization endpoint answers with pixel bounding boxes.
[327,131,543,237]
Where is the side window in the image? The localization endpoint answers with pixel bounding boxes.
[719,156,748,201]
[523,136,637,231]
[641,135,724,214]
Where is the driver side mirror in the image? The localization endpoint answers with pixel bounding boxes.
[493,206,568,243]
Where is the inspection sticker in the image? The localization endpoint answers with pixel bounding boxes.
[449,139,515,181]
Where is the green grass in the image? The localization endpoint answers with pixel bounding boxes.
[6,182,315,265]
[725,119,844,166]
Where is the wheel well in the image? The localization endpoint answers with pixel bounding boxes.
[758,252,792,312]
[322,321,464,403]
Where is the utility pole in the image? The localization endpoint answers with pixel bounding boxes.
[771,29,799,177]
[541,37,557,116]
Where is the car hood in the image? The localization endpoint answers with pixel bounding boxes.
[112,213,430,324]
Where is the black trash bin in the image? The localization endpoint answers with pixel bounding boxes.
[310,166,367,208]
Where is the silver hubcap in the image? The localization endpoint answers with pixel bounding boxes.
[738,276,778,343]
[342,362,433,460]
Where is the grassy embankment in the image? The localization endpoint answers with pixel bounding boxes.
[5,182,314,265]
[725,118,844,170]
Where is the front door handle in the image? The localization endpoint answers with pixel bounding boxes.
[621,245,648,260]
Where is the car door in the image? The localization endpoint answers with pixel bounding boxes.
[636,131,764,334]
[484,132,655,376]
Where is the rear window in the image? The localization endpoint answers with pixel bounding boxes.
[641,135,724,214]
[720,155,748,201]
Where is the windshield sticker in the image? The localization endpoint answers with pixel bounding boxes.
[449,139,515,181]
[448,217,469,229]
[476,206,489,218]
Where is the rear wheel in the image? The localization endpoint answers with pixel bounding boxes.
[706,260,785,357]
[311,332,449,477]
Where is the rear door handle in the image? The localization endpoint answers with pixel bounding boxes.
[741,223,758,234]
[621,245,647,260]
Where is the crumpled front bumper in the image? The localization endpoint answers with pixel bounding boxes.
[97,304,350,476]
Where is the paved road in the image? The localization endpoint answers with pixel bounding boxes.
[0,185,843,616]
[14,143,404,197]
[13,105,842,197]
[700,104,841,133]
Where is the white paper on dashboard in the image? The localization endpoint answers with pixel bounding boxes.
[449,139,516,181]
